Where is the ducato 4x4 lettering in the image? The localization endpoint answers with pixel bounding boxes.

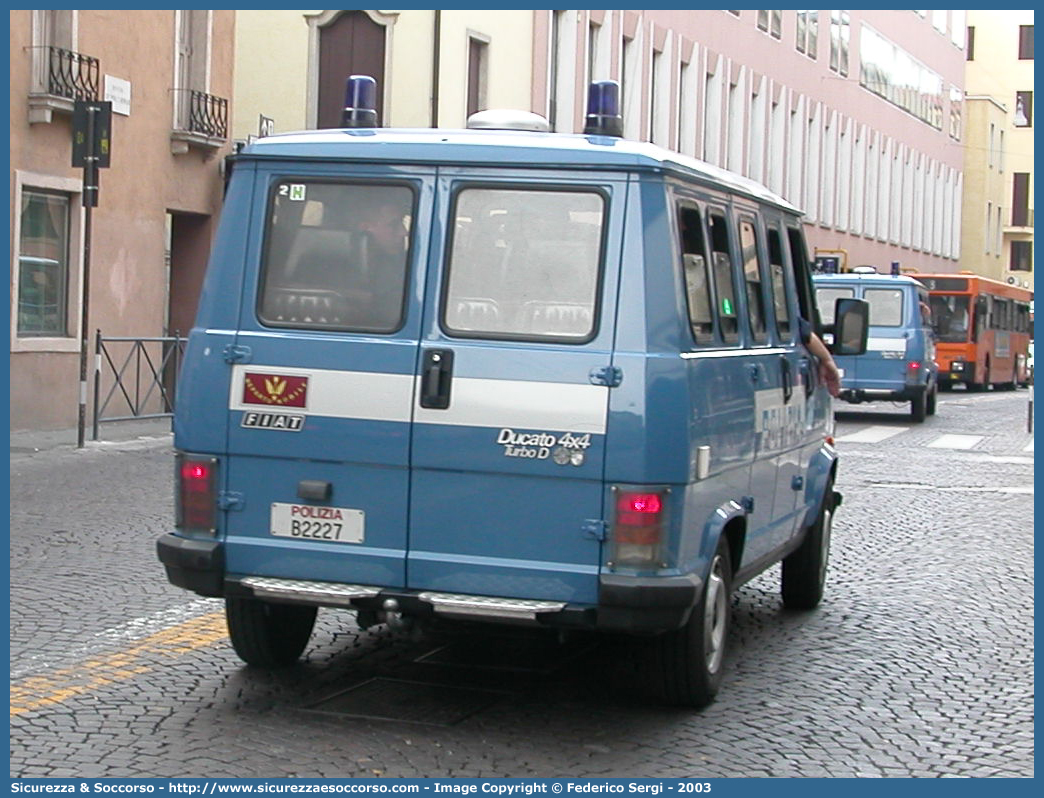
[495,428,592,464]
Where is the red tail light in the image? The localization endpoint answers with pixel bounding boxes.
[176,454,218,534]
[616,492,663,538]
[611,487,668,567]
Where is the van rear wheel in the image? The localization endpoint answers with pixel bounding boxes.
[781,486,835,610]
[646,536,732,708]
[926,385,937,416]
[910,390,928,422]
[226,596,317,667]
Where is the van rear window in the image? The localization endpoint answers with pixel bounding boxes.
[443,187,604,342]
[864,288,904,327]
[257,181,414,333]
[815,286,854,325]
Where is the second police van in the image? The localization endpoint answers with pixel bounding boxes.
[813,267,939,422]
[158,78,868,708]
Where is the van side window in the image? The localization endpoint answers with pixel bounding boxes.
[785,225,818,330]
[258,181,414,333]
[708,212,739,343]
[677,204,715,344]
[766,227,793,340]
[864,288,904,326]
[443,187,604,342]
[738,218,767,344]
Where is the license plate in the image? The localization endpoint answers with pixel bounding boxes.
[270,502,364,544]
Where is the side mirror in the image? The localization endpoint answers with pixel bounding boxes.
[831,298,869,356]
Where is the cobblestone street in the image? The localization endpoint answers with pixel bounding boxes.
[9,391,1035,778]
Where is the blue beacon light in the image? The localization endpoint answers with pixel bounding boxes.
[341,75,379,128]
[891,261,900,276]
[583,80,623,138]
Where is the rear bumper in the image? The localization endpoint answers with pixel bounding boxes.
[156,533,699,634]
[157,534,224,596]
[838,383,928,404]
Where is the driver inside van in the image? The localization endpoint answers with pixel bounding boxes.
[350,200,410,330]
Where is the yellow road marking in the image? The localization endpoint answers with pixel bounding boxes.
[11,612,228,716]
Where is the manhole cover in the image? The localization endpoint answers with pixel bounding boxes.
[305,677,507,725]
[416,634,586,674]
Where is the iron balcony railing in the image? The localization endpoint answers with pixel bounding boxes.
[46,46,99,101]
[92,330,187,440]
[186,89,229,139]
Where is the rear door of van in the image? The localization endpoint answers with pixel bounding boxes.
[407,170,626,605]
[814,279,859,386]
[221,167,434,589]
[861,283,909,391]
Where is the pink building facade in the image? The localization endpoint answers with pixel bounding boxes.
[10,10,234,430]
[531,10,967,275]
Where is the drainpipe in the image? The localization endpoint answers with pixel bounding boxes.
[431,10,441,128]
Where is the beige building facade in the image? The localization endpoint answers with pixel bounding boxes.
[10,10,235,431]
[963,11,1034,292]
[232,10,534,141]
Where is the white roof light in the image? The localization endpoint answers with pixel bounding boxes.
[466,110,551,132]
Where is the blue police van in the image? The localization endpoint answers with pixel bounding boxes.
[813,268,938,422]
[158,78,868,708]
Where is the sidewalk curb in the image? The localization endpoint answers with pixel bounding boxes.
[10,419,174,457]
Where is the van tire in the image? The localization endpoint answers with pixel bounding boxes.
[226,596,317,667]
[910,390,928,422]
[781,486,835,610]
[647,536,732,708]
[926,385,937,416]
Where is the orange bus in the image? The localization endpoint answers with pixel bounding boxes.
[915,273,1033,391]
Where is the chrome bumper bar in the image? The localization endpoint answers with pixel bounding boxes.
[237,577,566,622]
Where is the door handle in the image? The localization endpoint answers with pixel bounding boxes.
[799,356,814,397]
[780,356,793,404]
[420,349,454,409]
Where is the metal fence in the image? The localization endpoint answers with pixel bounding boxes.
[92,330,187,440]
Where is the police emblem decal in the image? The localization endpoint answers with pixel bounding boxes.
[242,373,309,407]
